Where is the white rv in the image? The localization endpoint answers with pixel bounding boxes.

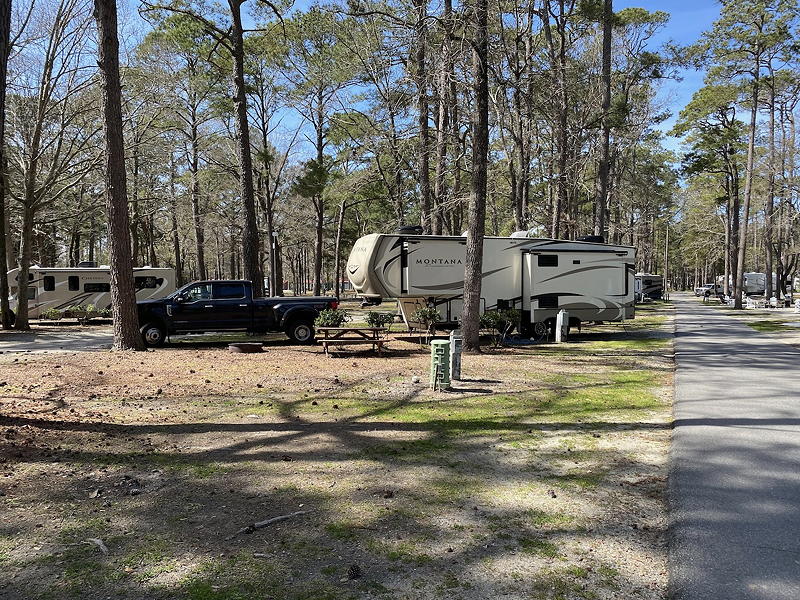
[347,233,635,337]
[6,265,175,319]
[635,273,663,300]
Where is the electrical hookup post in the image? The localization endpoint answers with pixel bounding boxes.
[430,340,451,390]
[555,310,569,343]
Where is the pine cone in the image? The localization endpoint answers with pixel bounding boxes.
[347,563,362,580]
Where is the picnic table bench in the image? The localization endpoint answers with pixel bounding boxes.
[316,327,388,356]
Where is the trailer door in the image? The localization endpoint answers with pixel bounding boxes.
[521,253,534,322]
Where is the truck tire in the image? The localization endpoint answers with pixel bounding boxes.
[286,319,315,344]
[140,322,166,347]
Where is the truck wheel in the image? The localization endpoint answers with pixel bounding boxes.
[286,319,315,344]
[140,323,166,347]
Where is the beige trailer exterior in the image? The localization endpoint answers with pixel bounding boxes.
[347,233,635,334]
[7,266,175,319]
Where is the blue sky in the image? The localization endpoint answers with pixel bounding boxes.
[614,0,721,151]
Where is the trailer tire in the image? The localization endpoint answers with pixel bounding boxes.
[286,319,315,344]
[527,321,548,341]
[140,322,166,347]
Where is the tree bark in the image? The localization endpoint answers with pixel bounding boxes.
[734,63,760,310]
[593,0,612,239]
[229,0,262,296]
[462,0,489,353]
[0,0,11,329]
[413,0,431,233]
[94,0,144,350]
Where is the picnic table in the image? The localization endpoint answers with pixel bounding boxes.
[316,327,388,356]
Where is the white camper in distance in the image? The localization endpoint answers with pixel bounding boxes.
[6,265,175,320]
[635,273,664,300]
[347,233,635,337]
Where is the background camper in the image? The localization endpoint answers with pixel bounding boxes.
[347,233,635,338]
[635,273,664,300]
[6,265,175,320]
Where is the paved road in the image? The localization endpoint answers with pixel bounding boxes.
[0,327,113,353]
[670,294,800,600]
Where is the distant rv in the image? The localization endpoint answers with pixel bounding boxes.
[634,273,663,300]
[347,232,635,337]
[6,265,175,320]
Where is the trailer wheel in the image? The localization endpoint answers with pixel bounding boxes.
[286,319,315,344]
[140,322,166,347]
[529,321,548,341]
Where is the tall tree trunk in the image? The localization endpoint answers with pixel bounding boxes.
[413,0,431,233]
[333,199,347,298]
[593,0,612,239]
[313,88,325,296]
[0,0,11,329]
[765,74,775,299]
[734,65,760,310]
[229,0,262,296]
[462,0,489,352]
[432,0,452,236]
[189,116,206,279]
[169,154,183,286]
[93,0,144,350]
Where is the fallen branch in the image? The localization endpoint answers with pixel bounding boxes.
[227,510,312,539]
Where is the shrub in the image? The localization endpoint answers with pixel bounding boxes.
[410,306,441,334]
[366,311,394,329]
[41,307,62,320]
[314,308,350,328]
[479,308,521,346]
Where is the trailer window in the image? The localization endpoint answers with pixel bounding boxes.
[214,283,245,299]
[84,283,111,293]
[68,276,79,291]
[135,276,158,289]
[27,287,36,299]
[538,255,558,267]
[538,295,558,308]
[43,276,55,291]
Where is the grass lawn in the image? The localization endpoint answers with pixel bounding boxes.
[0,303,673,599]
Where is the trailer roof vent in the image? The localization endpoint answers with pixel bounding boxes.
[395,225,424,235]
[576,235,604,243]
[77,261,98,268]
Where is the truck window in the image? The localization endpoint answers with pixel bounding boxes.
[43,276,55,291]
[538,255,558,267]
[84,283,111,293]
[68,276,79,291]
[186,283,212,301]
[213,283,245,299]
[135,276,158,289]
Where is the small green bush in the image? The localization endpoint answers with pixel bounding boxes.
[40,307,62,320]
[410,306,441,334]
[366,311,394,329]
[314,308,350,328]
[480,308,520,346]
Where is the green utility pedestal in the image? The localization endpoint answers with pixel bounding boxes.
[430,339,451,390]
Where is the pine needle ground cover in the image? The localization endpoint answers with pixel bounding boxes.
[0,303,673,600]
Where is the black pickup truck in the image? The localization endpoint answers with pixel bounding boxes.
[137,280,337,347]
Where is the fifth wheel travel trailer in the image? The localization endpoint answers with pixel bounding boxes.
[634,273,663,300]
[347,232,635,337]
[6,265,175,320]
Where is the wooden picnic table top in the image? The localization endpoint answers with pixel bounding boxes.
[316,326,387,331]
